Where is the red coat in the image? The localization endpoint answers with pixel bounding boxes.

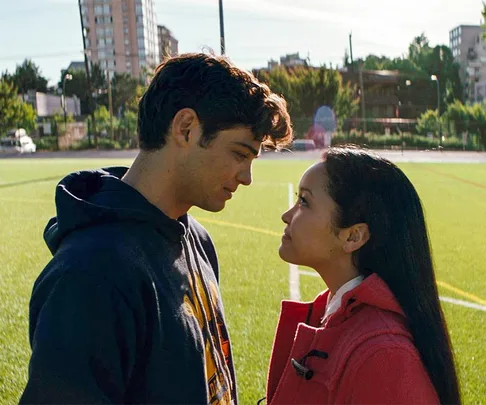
[266,274,440,404]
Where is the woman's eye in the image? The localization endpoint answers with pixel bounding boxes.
[296,194,308,206]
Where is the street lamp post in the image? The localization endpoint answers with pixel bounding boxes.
[62,73,73,129]
[431,74,441,148]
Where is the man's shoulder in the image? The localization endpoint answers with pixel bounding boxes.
[40,224,157,291]
[187,215,211,239]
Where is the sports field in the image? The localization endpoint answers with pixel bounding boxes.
[0,156,485,404]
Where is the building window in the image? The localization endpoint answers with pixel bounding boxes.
[103,4,111,15]
[105,27,113,36]
[94,5,103,14]
[96,27,104,36]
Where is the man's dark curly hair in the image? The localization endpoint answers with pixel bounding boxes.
[138,53,293,150]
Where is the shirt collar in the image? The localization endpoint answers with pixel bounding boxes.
[321,275,364,325]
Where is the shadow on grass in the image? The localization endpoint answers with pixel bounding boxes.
[0,176,60,189]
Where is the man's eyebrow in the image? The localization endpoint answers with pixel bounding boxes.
[231,141,261,157]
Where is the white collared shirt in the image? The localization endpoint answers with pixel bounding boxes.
[320,275,364,325]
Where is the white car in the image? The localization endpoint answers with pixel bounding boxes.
[0,136,36,154]
[17,135,36,153]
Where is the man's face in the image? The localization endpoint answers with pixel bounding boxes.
[181,126,262,212]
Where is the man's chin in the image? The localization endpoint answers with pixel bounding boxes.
[197,201,226,213]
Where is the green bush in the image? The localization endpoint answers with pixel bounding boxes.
[35,136,58,151]
[416,110,440,135]
[70,137,122,151]
[332,132,479,150]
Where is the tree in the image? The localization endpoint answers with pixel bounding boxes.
[416,109,439,135]
[111,73,139,116]
[88,105,117,135]
[60,63,107,115]
[467,104,486,147]
[91,63,107,91]
[419,45,462,110]
[5,59,48,94]
[254,66,359,135]
[444,100,469,135]
[62,69,89,114]
[408,33,431,67]
[126,84,146,113]
[0,79,37,134]
[482,5,486,41]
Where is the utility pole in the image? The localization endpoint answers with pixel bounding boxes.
[219,0,225,55]
[78,0,96,147]
[359,63,367,133]
[349,32,354,72]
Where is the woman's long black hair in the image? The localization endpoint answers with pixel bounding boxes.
[323,146,461,405]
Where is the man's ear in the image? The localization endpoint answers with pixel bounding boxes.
[341,223,370,254]
[170,108,200,147]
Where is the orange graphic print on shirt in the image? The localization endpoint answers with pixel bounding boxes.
[183,273,233,405]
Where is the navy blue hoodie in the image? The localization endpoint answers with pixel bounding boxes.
[20,167,237,404]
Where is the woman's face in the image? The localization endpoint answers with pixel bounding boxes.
[279,162,346,270]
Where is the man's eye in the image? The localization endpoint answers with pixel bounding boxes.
[233,151,248,161]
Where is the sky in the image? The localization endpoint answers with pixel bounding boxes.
[0,0,484,86]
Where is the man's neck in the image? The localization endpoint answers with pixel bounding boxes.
[122,151,189,219]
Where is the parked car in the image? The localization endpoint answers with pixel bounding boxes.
[0,135,36,154]
[17,135,37,153]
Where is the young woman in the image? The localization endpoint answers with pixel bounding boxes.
[265,147,461,404]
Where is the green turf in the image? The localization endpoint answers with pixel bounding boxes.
[0,158,485,404]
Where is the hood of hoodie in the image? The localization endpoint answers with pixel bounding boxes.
[44,167,188,254]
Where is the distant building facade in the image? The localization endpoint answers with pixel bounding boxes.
[22,91,81,118]
[449,25,486,102]
[157,25,178,61]
[79,0,159,78]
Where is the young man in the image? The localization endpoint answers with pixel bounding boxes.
[20,53,292,404]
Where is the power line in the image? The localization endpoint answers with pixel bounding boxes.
[0,51,84,62]
[0,50,343,64]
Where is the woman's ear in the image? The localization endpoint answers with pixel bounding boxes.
[342,223,370,254]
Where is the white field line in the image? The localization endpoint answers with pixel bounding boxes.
[287,182,300,301]
[299,269,486,312]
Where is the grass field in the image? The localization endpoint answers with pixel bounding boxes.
[0,157,485,404]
